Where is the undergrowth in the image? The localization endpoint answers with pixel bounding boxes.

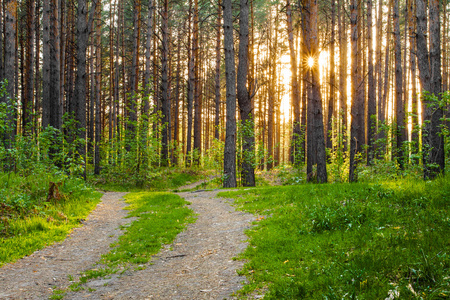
[0,171,101,266]
[220,175,450,299]
[88,167,203,192]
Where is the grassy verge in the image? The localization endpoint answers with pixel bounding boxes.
[220,176,450,299]
[0,171,102,267]
[65,191,195,293]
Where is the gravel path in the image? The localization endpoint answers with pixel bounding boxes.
[0,184,255,300]
[0,192,131,299]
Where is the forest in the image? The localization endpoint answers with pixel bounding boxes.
[0,0,449,298]
[0,0,449,185]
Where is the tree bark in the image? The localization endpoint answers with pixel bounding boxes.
[160,0,170,165]
[349,0,362,182]
[186,0,194,166]
[393,0,405,169]
[23,0,35,133]
[287,0,301,166]
[237,0,255,186]
[214,0,222,140]
[3,0,17,146]
[367,0,376,165]
[144,0,154,116]
[193,0,201,164]
[223,0,237,187]
[326,0,336,154]
[416,0,444,179]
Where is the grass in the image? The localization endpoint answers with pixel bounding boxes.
[65,191,195,292]
[220,175,450,299]
[0,171,102,266]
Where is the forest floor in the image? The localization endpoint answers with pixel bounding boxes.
[0,181,255,299]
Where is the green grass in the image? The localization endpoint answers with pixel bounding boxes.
[0,172,102,266]
[220,176,450,299]
[66,191,195,291]
[101,192,195,266]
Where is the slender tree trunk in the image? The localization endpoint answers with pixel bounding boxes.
[193,0,201,164]
[3,0,17,146]
[74,0,89,178]
[94,0,102,175]
[309,0,327,183]
[338,0,348,151]
[173,34,182,165]
[380,0,392,152]
[186,0,194,166]
[223,0,237,187]
[349,0,362,182]
[127,0,141,152]
[214,0,222,140]
[367,0,376,165]
[237,0,255,186]
[375,0,383,150]
[416,0,444,178]
[393,0,405,169]
[0,1,3,81]
[287,0,301,166]
[408,0,418,151]
[160,0,170,164]
[144,0,154,116]
[42,0,61,131]
[23,0,35,133]
[326,0,336,154]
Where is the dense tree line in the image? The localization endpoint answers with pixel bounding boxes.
[0,0,449,185]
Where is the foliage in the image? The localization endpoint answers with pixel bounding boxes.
[89,167,202,192]
[221,177,450,299]
[0,171,101,266]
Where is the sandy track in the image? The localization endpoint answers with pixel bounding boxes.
[0,185,255,300]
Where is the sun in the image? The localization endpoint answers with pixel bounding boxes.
[307,56,315,68]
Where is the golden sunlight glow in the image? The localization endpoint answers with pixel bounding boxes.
[307,56,315,68]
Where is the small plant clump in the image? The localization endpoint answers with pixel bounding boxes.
[0,171,101,266]
[221,176,450,299]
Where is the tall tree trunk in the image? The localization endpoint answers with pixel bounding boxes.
[267,10,277,170]
[193,0,201,164]
[73,0,90,178]
[393,0,405,169]
[127,0,141,151]
[223,0,237,187]
[416,0,444,179]
[94,0,102,175]
[375,0,383,152]
[144,0,154,116]
[214,0,221,140]
[23,0,35,133]
[367,0,376,165]
[326,0,336,154]
[408,0,418,151]
[173,32,182,165]
[287,0,301,166]
[3,0,17,147]
[186,0,194,166]
[349,0,362,182]
[380,0,392,147]
[338,0,348,152]
[237,0,255,186]
[310,0,327,183]
[42,0,61,130]
[160,0,170,165]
